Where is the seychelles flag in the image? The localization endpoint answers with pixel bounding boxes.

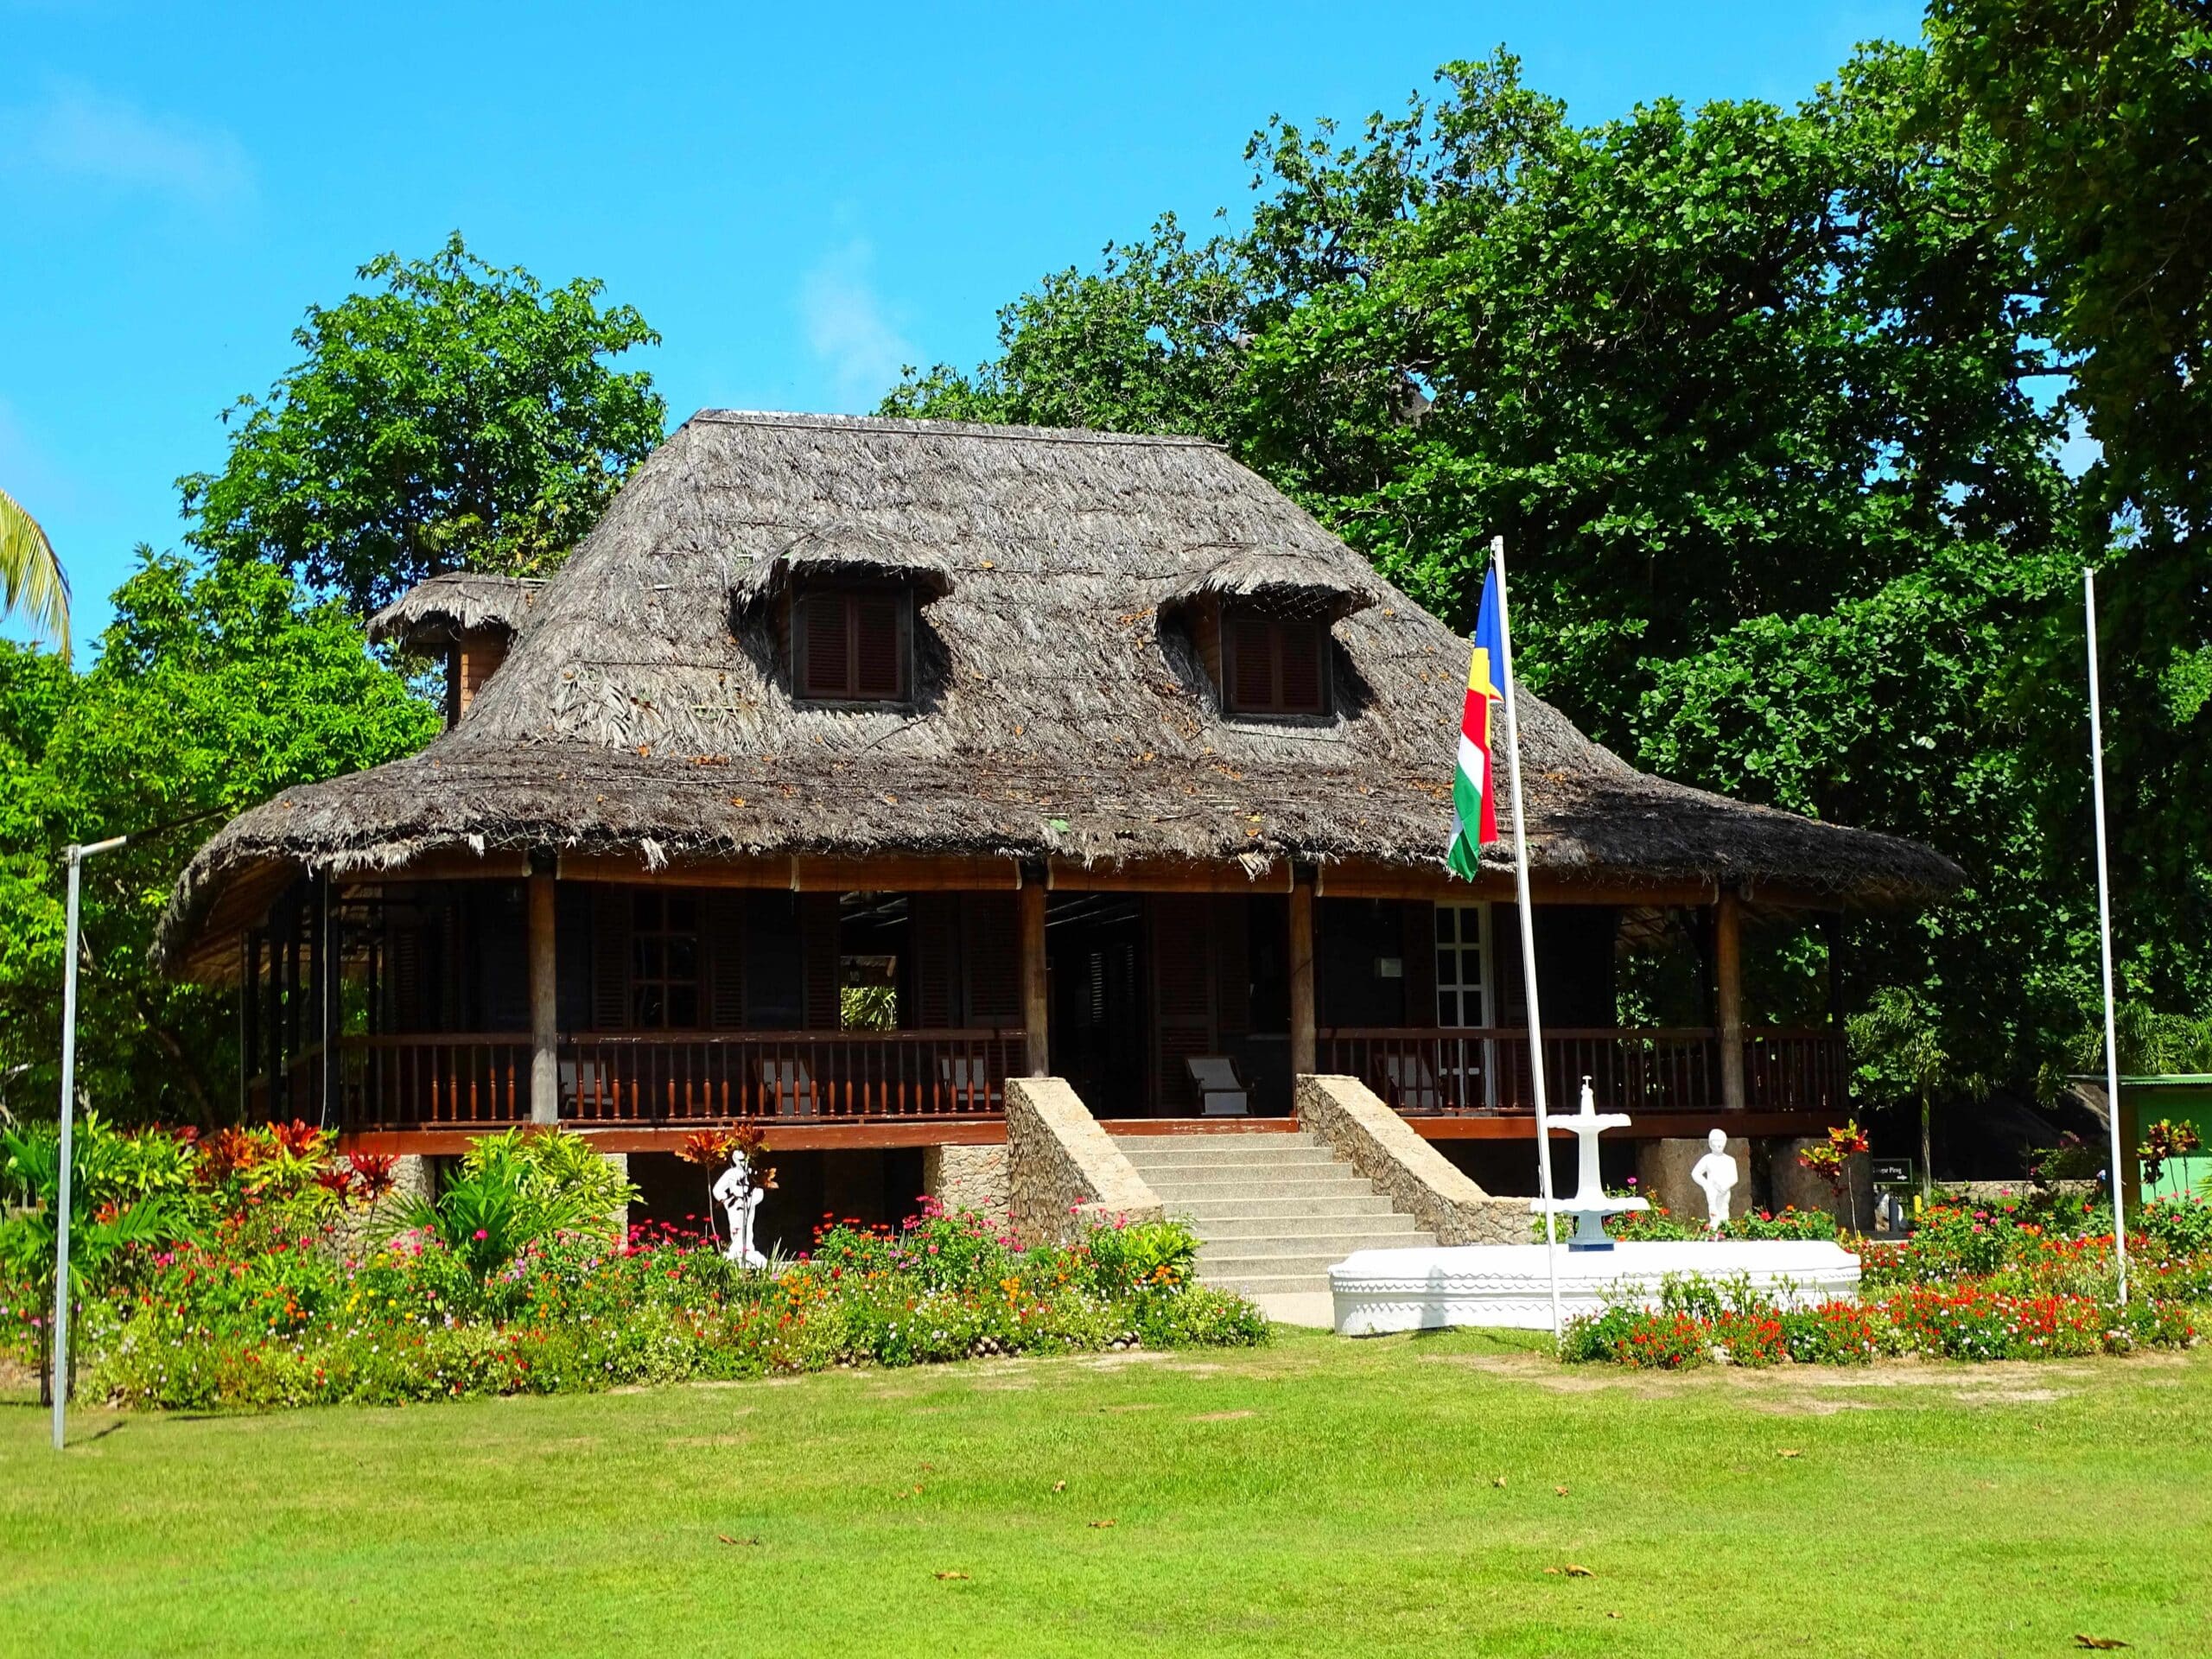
[1446,570,1505,878]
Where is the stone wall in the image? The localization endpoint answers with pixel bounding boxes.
[1295,1074,1529,1244]
[923,1142,1012,1228]
[1004,1077,1163,1247]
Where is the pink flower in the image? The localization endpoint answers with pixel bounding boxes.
[473,1230,489,1241]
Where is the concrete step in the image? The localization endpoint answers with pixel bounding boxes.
[1145,1175,1380,1201]
[1114,1135,1329,1167]
[1197,1231,1423,1260]
[1192,1211,1424,1241]
[1165,1193,1402,1222]
[1207,1269,1337,1296]
[1198,1249,1373,1280]
[1129,1154,1349,1182]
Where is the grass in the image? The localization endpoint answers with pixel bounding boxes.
[4,1331,2209,1656]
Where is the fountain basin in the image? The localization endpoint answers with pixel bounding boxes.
[1328,1240,1861,1335]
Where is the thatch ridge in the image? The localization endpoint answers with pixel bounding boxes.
[159,410,1962,969]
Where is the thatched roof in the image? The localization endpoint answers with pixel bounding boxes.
[730,529,957,609]
[366,572,541,649]
[1161,549,1377,622]
[159,411,1961,969]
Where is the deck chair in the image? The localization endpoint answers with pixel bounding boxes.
[760,1058,815,1117]
[1185,1055,1249,1117]
[1382,1048,1443,1115]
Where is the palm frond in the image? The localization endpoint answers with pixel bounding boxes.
[0,484,71,661]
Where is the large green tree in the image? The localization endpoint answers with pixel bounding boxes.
[0,554,436,1121]
[179,234,666,613]
[891,47,2100,1084]
[1927,0,2212,1024]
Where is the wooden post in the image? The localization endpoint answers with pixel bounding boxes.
[1715,886,1745,1112]
[1019,877,1049,1076]
[1289,875,1317,1077]
[529,868,559,1124]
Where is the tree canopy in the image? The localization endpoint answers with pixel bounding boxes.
[0,554,436,1120]
[178,233,666,614]
[886,40,2192,1090]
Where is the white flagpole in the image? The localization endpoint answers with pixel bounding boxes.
[1491,537,1563,1340]
[50,833,126,1452]
[2083,569,2129,1305]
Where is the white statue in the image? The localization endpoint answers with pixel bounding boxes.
[711,1150,767,1268]
[1690,1128,1739,1230]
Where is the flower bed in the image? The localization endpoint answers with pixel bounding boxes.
[1560,1191,2210,1370]
[89,1204,1265,1411]
[3,1119,1266,1412]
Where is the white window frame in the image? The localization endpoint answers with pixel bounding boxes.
[1435,900,1497,1109]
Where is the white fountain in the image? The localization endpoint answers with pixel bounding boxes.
[1533,1079,1647,1249]
[1328,1079,1861,1334]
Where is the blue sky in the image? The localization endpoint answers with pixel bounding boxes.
[2,0,1923,646]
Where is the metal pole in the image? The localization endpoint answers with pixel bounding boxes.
[1491,537,1563,1340]
[50,833,125,1452]
[50,849,82,1452]
[2084,569,2129,1305]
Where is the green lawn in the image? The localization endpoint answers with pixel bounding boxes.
[4,1332,2208,1656]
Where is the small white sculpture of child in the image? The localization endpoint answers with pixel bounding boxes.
[711,1153,767,1268]
[1689,1128,1739,1230]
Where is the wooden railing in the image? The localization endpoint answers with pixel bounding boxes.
[334,1034,536,1130]
[1317,1027,1847,1117]
[328,1029,1024,1131]
[1744,1028,1851,1113]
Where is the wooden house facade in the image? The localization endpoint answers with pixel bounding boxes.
[156,413,1960,1163]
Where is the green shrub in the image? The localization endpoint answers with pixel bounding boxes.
[1084,1217,1200,1294]
[1723,1207,1837,1241]
[390,1128,638,1275]
[86,1204,1268,1411]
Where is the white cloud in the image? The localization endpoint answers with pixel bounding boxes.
[2,79,251,206]
[798,240,914,412]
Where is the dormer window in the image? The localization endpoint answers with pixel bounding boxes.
[795,587,912,703]
[1223,609,1329,717]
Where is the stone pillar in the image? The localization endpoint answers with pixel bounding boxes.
[1020,876,1049,1077]
[1637,1134,1750,1230]
[923,1142,1012,1223]
[601,1152,632,1242]
[528,866,559,1125]
[1715,887,1745,1113]
[1770,1137,1874,1231]
[1289,875,1317,1077]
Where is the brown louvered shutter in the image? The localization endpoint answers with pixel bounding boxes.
[799,893,841,1030]
[911,893,956,1027]
[1213,895,1250,1042]
[961,893,1021,1026]
[704,891,745,1029]
[1149,895,1217,1113]
[1228,615,1274,711]
[387,921,422,1032]
[1278,622,1325,713]
[591,886,631,1031]
[1402,900,1438,1028]
[854,595,903,699]
[802,594,850,698]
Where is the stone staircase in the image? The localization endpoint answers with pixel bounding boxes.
[1111,1129,1437,1298]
